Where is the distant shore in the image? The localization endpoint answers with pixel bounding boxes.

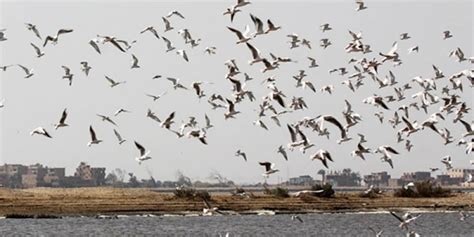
[0,188,472,217]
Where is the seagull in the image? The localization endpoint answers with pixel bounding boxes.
[443,30,453,40]
[253,119,268,130]
[166,10,185,19]
[0,29,6,41]
[307,57,319,68]
[458,119,473,137]
[246,43,264,65]
[265,19,281,34]
[167,77,188,90]
[105,76,126,88]
[351,143,371,160]
[113,129,126,145]
[176,50,189,62]
[227,25,251,44]
[140,26,160,39]
[204,47,217,55]
[235,0,251,8]
[368,227,383,237]
[204,114,214,129]
[363,96,390,110]
[146,92,167,101]
[320,38,332,48]
[88,38,102,54]
[405,140,413,152]
[30,43,45,58]
[87,126,102,146]
[390,211,421,230]
[96,35,127,52]
[97,114,118,126]
[235,149,247,161]
[289,190,324,197]
[134,141,152,164]
[320,23,332,32]
[131,54,140,68]
[379,41,399,62]
[277,145,288,161]
[160,112,175,129]
[408,46,419,54]
[259,162,279,177]
[17,64,34,78]
[316,115,347,140]
[25,23,42,39]
[291,215,304,223]
[162,37,175,52]
[61,66,74,86]
[459,211,471,221]
[376,145,399,158]
[400,33,410,40]
[202,198,225,216]
[223,6,241,22]
[114,109,130,117]
[162,17,174,32]
[374,112,384,124]
[441,155,452,170]
[30,127,52,138]
[43,29,73,47]
[80,61,91,76]
[54,109,69,129]
[224,99,240,119]
[147,109,161,123]
[355,0,367,11]
[429,168,439,172]
[310,149,333,169]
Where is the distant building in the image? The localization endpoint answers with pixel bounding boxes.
[436,175,463,186]
[446,169,474,179]
[60,162,106,187]
[288,175,314,186]
[363,171,391,187]
[326,169,361,187]
[0,164,28,188]
[400,172,432,182]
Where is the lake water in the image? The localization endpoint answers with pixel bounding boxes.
[0,212,473,236]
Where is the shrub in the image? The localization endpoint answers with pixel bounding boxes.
[311,183,335,198]
[173,186,211,200]
[264,186,290,198]
[394,181,451,198]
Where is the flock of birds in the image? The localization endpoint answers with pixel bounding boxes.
[0,0,473,182]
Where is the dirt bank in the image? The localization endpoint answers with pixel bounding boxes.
[0,188,472,216]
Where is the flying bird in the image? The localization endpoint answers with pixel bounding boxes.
[30,127,52,138]
[54,109,69,129]
[134,141,152,164]
[87,126,102,146]
[113,129,126,145]
[43,29,73,47]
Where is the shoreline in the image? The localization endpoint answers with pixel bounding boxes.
[0,188,472,217]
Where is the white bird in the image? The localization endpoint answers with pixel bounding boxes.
[43,29,73,47]
[291,215,304,223]
[390,211,421,230]
[159,112,175,129]
[134,141,152,164]
[61,66,74,86]
[277,145,288,161]
[0,29,6,41]
[97,114,118,126]
[162,37,175,52]
[30,43,45,57]
[227,25,251,44]
[443,30,453,40]
[458,119,474,137]
[176,50,189,62]
[307,57,319,68]
[113,129,126,145]
[224,99,240,119]
[408,46,419,54]
[140,26,160,39]
[105,75,126,88]
[146,92,167,101]
[166,10,185,19]
[223,6,241,22]
[167,77,188,90]
[351,143,371,160]
[259,162,279,177]
[310,149,333,169]
[320,23,332,32]
[355,0,367,11]
[162,17,174,32]
[400,33,410,40]
[25,23,42,39]
[87,126,102,146]
[114,109,130,117]
[320,38,332,48]
[253,119,268,130]
[131,54,140,68]
[30,127,52,138]
[54,109,69,129]
[441,155,452,170]
[80,61,91,76]
[17,64,34,78]
[246,43,264,65]
[235,149,247,161]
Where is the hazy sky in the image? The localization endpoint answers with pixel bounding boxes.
[0,0,472,184]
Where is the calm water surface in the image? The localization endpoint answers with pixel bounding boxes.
[0,212,473,236]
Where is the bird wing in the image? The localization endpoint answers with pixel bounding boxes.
[134,141,146,156]
[59,109,68,123]
[287,124,297,142]
[30,43,41,55]
[459,119,473,132]
[105,76,116,85]
[57,29,73,36]
[385,146,399,154]
[324,116,347,138]
[109,39,126,52]
[259,162,271,171]
[89,40,101,54]
[246,43,260,60]
[113,129,123,141]
[390,211,404,223]
[227,26,244,40]
[89,126,97,140]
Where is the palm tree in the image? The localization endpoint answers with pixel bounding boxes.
[318,169,326,183]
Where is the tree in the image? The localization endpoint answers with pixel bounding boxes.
[175,170,192,187]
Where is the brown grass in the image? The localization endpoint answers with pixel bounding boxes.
[0,188,472,216]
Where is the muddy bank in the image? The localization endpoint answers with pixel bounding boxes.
[0,188,472,217]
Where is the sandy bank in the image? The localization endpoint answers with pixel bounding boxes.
[0,188,472,216]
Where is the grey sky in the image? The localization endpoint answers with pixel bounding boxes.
[0,0,472,184]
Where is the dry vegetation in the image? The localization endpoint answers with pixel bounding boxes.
[0,187,472,216]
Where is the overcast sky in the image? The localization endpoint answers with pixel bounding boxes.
[0,0,472,184]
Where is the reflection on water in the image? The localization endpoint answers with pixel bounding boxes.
[0,212,473,236]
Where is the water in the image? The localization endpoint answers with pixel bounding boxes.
[0,212,473,236]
